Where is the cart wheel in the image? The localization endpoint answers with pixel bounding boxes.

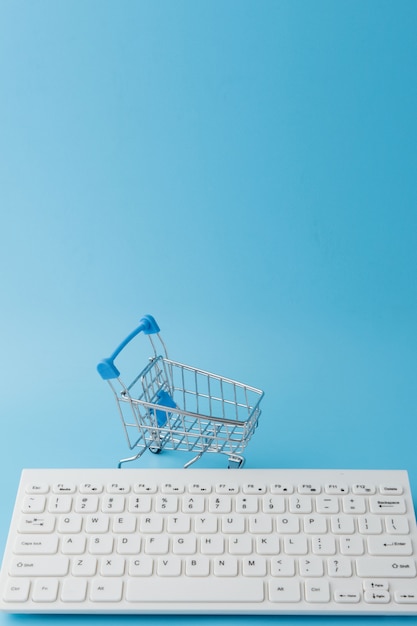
[228,455,244,469]
[149,445,162,454]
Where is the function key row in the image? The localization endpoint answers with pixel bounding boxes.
[25,482,404,496]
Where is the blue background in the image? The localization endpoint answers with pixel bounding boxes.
[1,1,417,624]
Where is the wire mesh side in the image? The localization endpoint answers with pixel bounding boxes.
[115,394,262,456]
[166,359,262,423]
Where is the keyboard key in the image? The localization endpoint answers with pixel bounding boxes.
[327,557,352,577]
[369,497,406,515]
[213,556,238,577]
[284,536,308,555]
[221,515,245,533]
[385,516,409,535]
[316,496,339,514]
[311,536,336,555]
[243,483,266,494]
[22,496,46,514]
[334,590,361,603]
[53,483,76,494]
[299,557,324,577]
[242,556,267,576]
[117,535,141,555]
[90,578,123,602]
[339,536,364,556]
[32,579,58,602]
[363,580,389,592]
[331,516,355,534]
[100,556,125,576]
[364,590,391,604]
[270,556,295,576]
[200,535,224,555]
[209,495,232,513]
[126,578,264,602]
[128,495,152,513]
[303,515,327,534]
[13,535,58,555]
[352,484,375,495]
[358,515,382,535]
[356,557,417,578]
[289,496,312,514]
[61,535,86,555]
[128,556,153,577]
[58,515,83,534]
[107,483,130,494]
[89,535,114,555]
[262,495,286,513]
[48,495,72,513]
[155,495,178,513]
[101,495,125,513]
[79,482,103,494]
[269,580,301,603]
[26,484,49,495]
[61,579,87,602]
[75,496,99,514]
[71,556,97,577]
[161,482,184,494]
[2,579,30,603]
[256,535,279,555]
[182,496,205,513]
[367,535,413,556]
[305,580,330,603]
[157,557,182,577]
[342,496,366,514]
[216,483,239,494]
[188,483,211,494]
[134,483,157,494]
[298,483,321,495]
[236,496,258,513]
[270,483,293,495]
[10,556,69,577]
[276,515,299,534]
[229,535,253,555]
[249,515,273,534]
[380,485,403,495]
[394,589,417,604]
[325,483,348,495]
[185,556,210,577]
[18,515,55,534]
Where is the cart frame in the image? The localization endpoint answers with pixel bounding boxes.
[97,315,264,469]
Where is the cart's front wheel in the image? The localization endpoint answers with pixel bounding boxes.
[149,444,162,454]
[228,455,245,469]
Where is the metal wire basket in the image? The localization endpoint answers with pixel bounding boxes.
[97,315,264,468]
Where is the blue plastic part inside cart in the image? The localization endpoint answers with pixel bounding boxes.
[152,389,177,427]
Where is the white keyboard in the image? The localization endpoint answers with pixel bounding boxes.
[1,468,417,616]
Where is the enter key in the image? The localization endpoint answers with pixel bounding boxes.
[367,535,413,556]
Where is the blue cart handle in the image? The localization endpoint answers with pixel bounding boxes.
[97,314,160,380]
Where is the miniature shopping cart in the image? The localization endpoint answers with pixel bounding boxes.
[97,315,264,468]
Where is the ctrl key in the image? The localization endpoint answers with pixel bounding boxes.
[3,579,30,603]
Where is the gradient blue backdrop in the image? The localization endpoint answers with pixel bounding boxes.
[1,2,417,625]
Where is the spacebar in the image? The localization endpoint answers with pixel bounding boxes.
[126,578,264,603]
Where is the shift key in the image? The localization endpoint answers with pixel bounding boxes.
[10,556,69,577]
[356,557,416,577]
